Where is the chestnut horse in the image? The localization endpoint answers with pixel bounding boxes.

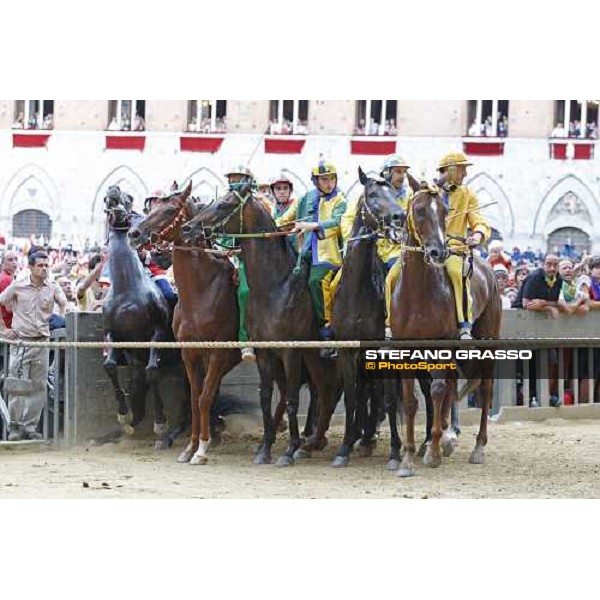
[129,182,242,465]
[181,182,339,466]
[390,182,502,477]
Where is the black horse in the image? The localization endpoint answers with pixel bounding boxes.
[102,185,187,449]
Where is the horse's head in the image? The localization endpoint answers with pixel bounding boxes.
[407,181,449,266]
[104,186,134,230]
[180,181,256,243]
[358,166,405,242]
[129,181,192,246]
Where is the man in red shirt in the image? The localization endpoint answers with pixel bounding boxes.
[0,250,18,327]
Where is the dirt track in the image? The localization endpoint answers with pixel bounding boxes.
[1,418,599,498]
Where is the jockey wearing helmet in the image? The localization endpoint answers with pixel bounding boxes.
[436,151,491,340]
[269,173,296,219]
[333,155,414,339]
[223,165,260,362]
[276,160,346,351]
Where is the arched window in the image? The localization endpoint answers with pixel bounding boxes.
[547,227,590,256]
[12,209,53,239]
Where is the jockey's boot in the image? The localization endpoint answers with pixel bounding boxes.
[319,325,337,359]
[458,322,473,340]
[241,347,256,363]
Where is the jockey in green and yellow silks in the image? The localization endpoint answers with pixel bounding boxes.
[276,160,346,344]
[437,152,491,340]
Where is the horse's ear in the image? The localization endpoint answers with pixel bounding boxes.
[358,166,368,185]
[419,180,430,191]
[171,180,178,192]
[183,180,192,199]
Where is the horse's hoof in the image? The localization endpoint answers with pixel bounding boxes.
[416,441,429,458]
[469,448,485,464]
[397,464,415,478]
[153,422,168,436]
[154,440,169,451]
[331,456,349,468]
[423,447,442,468]
[275,455,294,468]
[293,448,311,460]
[190,454,208,465]
[254,453,271,465]
[121,424,134,436]
[385,458,401,471]
[442,431,459,457]
[177,449,194,463]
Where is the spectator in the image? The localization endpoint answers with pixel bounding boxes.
[487,240,512,272]
[568,121,576,137]
[388,119,397,136]
[468,120,480,136]
[133,112,145,131]
[493,264,512,309]
[108,117,119,131]
[0,250,18,327]
[587,121,597,139]
[369,118,378,135]
[484,116,493,137]
[558,258,588,315]
[587,256,600,309]
[355,118,366,135]
[13,112,25,129]
[0,251,67,441]
[519,253,562,316]
[551,122,566,138]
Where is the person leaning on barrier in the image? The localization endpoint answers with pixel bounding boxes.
[0,251,67,441]
[518,253,564,318]
[0,250,18,327]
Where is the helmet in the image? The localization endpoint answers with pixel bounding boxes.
[438,152,473,171]
[225,165,255,180]
[270,174,294,193]
[380,154,410,174]
[311,160,337,179]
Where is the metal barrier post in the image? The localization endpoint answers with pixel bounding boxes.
[558,348,564,406]
[573,349,579,405]
[522,357,530,406]
[538,349,550,406]
[588,348,594,404]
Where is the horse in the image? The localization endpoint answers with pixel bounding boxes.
[390,181,502,477]
[329,167,406,468]
[180,181,339,467]
[129,182,246,465]
[102,185,186,449]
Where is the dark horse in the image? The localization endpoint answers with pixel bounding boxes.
[391,182,502,477]
[330,167,407,468]
[129,182,242,465]
[181,181,338,467]
[102,185,180,448]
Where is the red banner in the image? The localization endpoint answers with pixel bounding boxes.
[12,134,51,148]
[462,141,504,156]
[105,135,146,151]
[350,139,396,155]
[180,136,224,153]
[264,138,306,154]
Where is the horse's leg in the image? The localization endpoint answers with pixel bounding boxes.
[254,352,275,465]
[301,350,338,453]
[423,375,447,468]
[163,363,193,449]
[146,327,163,377]
[273,365,288,434]
[103,337,131,432]
[359,379,381,458]
[276,350,303,467]
[190,351,229,465]
[470,364,493,464]
[332,350,358,468]
[302,379,318,439]
[177,350,200,463]
[441,376,459,458]
[398,377,417,477]
[416,374,433,458]
[384,378,401,470]
[125,350,147,429]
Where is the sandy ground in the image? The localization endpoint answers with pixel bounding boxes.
[1,418,599,498]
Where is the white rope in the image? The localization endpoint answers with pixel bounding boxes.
[0,338,598,349]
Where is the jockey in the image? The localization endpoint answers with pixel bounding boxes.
[269,173,296,219]
[436,152,491,340]
[276,160,346,353]
[224,165,259,362]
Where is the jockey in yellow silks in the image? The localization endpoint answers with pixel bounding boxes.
[436,152,491,340]
[332,155,414,338]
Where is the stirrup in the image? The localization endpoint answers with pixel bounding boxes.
[241,347,256,363]
[458,324,473,340]
[385,326,393,340]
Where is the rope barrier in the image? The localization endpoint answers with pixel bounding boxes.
[0,338,599,349]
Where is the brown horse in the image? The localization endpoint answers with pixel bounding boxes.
[391,182,502,477]
[129,182,241,464]
[181,182,339,466]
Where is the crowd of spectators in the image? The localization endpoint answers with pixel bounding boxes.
[467,113,509,137]
[12,111,54,130]
[550,120,598,139]
[354,118,398,136]
[188,116,227,133]
[107,112,146,132]
[267,119,309,135]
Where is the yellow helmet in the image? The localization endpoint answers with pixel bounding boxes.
[438,152,473,171]
[311,160,337,178]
